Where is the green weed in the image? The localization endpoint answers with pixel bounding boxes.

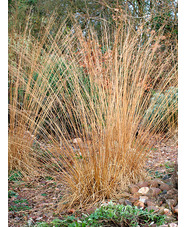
[35,203,166,227]
[9,198,31,212]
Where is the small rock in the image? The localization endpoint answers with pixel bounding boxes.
[138,187,149,195]
[134,200,145,209]
[167,189,178,197]
[129,185,139,194]
[124,199,132,206]
[146,206,159,212]
[146,199,156,207]
[129,196,139,204]
[164,208,172,216]
[139,196,148,203]
[137,181,149,188]
[160,183,170,191]
[165,216,177,223]
[147,187,161,197]
[168,224,178,227]
[166,199,177,209]
[150,179,163,188]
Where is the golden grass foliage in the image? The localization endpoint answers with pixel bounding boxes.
[8,17,177,210]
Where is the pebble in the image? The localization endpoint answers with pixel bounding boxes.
[124,199,132,206]
[147,187,161,197]
[164,208,172,216]
[129,196,139,203]
[168,224,178,227]
[160,183,170,191]
[133,200,145,209]
[146,199,156,207]
[166,199,176,208]
[139,196,148,203]
[150,179,163,188]
[138,187,149,195]
[137,181,149,188]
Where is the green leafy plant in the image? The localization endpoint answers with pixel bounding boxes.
[8,170,23,182]
[35,203,166,226]
[9,198,31,212]
[8,190,18,198]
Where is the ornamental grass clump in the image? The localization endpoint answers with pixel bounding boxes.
[8,16,177,210]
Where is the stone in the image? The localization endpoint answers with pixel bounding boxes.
[168,224,178,227]
[133,200,145,209]
[128,185,139,194]
[166,199,177,209]
[146,206,159,212]
[139,196,148,203]
[137,181,149,188]
[150,179,163,188]
[164,208,172,216]
[167,189,178,197]
[129,196,139,204]
[133,192,141,197]
[124,199,132,206]
[147,187,161,197]
[138,187,149,195]
[146,199,156,207]
[165,216,176,223]
[160,183,170,191]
